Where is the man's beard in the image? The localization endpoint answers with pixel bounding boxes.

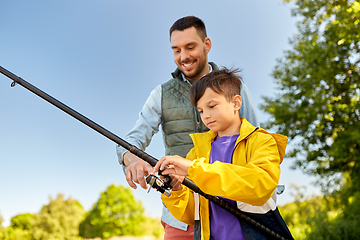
[181,50,207,80]
[183,61,206,79]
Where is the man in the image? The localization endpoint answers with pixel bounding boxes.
[117,16,259,239]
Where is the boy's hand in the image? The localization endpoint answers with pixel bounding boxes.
[155,155,192,177]
[169,175,184,191]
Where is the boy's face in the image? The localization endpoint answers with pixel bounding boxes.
[197,88,242,137]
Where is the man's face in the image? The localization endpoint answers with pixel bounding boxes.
[170,27,211,81]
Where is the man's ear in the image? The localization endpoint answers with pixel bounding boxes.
[204,37,211,54]
[233,95,242,111]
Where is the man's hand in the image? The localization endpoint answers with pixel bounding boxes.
[124,151,154,189]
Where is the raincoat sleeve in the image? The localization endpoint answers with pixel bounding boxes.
[160,147,199,225]
[188,133,282,206]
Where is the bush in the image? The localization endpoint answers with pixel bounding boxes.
[79,184,146,239]
[30,193,85,240]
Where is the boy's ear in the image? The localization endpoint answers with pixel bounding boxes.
[233,95,242,111]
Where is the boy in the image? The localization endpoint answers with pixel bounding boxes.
[154,68,293,240]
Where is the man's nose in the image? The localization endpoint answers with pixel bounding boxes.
[180,50,190,61]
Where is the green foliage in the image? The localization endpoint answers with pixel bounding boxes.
[280,184,360,240]
[261,0,360,191]
[0,213,36,240]
[0,227,32,240]
[305,185,360,240]
[139,217,164,238]
[10,213,35,230]
[279,195,333,239]
[1,186,160,240]
[30,193,85,240]
[264,1,360,236]
[79,184,146,239]
[0,212,3,228]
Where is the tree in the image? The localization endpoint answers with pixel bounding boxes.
[279,184,360,240]
[79,184,146,239]
[0,212,3,228]
[0,213,33,240]
[0,227,32,240]
[30,193,85,240]
[10,213,35,230]
[261,0,360,192]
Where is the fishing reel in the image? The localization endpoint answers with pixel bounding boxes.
[146,173,173,197]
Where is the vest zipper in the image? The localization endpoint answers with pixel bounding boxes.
[195,108,202,133]
[185,79,202,133]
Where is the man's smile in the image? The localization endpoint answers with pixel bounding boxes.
[182,60,195,70]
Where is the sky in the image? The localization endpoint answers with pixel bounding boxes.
[0,0,321,227]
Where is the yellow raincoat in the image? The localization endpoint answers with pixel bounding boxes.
[161,118,288,240]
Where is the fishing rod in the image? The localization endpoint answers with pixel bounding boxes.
[0,66,291,240]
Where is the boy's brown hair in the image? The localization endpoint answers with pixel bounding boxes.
[189,67,242,107]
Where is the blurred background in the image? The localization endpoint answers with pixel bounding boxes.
[4,0,356,239]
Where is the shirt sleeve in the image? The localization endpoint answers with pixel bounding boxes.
[116,84,162,165]
[239,82,260,127]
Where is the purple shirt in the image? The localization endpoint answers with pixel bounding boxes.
[209,134,246,240]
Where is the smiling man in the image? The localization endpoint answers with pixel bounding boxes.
[170,25,211,80]
[116,16,259,239]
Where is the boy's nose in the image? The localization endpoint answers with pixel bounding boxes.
[202,111,210,119]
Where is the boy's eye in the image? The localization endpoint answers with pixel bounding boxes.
[209,105,216,108]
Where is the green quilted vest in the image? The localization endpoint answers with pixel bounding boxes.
[161,63,218,157]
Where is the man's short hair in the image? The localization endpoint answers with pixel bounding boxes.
[170,16,207,41]
[189,67,242,107]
